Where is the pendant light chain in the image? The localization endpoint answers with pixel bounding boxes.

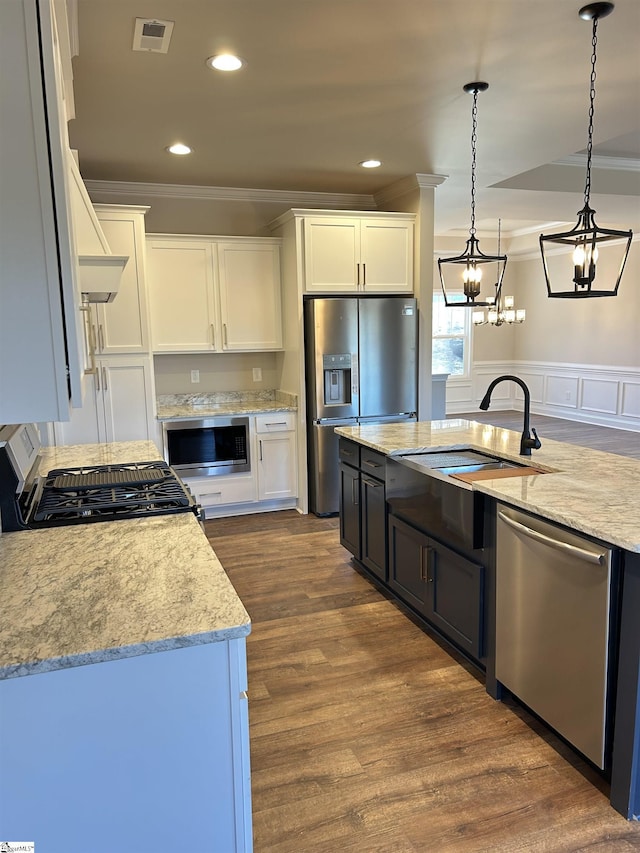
[469,88,479,236]
[584,15,599,206]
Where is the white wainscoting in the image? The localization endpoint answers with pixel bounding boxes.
[445,361,640,432]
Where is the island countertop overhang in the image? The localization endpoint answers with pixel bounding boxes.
[335,418,640,553]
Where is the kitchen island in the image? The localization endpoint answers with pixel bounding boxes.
[336,418,640,821]
[0,441,252,852]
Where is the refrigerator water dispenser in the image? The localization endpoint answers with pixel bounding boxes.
[323,354,351,405]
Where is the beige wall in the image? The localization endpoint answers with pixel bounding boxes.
[513,241,640,367]
[153,352,281,394]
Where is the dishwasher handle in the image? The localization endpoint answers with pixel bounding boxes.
[498,511,607,565]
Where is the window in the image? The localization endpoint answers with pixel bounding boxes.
[432,292,471,377]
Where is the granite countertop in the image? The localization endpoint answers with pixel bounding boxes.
[336,418,640,553]
[156,390,297,421]
[36,439,163,473]
[0,440,250,680]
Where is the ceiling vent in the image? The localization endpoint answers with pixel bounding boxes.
[132,18,174,53]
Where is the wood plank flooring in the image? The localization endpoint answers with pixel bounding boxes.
[205,424,640,853]
[453,410,640,459]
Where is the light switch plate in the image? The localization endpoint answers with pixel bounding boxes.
[191,369,200,383]
[252,367,262,382]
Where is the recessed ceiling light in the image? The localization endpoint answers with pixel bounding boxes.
[207,54,244,72]
[360,159,382,169]
[167,143,192,155]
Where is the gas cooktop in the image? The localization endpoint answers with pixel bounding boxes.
[28,460,199,527]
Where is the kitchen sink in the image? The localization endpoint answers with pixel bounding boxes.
[399,449,524,474]
[397,449,548,485]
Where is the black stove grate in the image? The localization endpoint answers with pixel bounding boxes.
[30,460,199,526]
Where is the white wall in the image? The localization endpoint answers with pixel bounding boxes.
[513,240,640,368]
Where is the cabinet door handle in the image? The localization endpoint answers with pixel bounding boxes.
[352,479,359,506]
[362,262,366,287]
[102,366,108,392]
[363,459,382,470]
[223,323,228,347]
[95,361,101,391]
[259,439,263,461]
[356,262,360,289]
[98,324,105,352]
[420,546,433,581]
[362,476,383,488]
[265,421,287,428]
[80,304,98,376]
[210,324,215,348]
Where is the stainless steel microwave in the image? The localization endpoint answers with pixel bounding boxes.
[163,417,250,478]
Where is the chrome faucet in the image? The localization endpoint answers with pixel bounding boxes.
[479,375,541,456]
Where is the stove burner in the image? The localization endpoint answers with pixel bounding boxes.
[30,461,199,527]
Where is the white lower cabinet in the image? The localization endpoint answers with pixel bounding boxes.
[54,356,157,447]
[188,472,257,511]
[0,640,252,853]
[255,413,297,500]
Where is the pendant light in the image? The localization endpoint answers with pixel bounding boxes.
[438,82,507,307]
[472,221,526,326]
[539,2,632,298]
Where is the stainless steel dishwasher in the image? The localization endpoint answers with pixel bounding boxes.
[496,503,613,769]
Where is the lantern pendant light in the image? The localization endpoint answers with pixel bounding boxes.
[472,220,526,326]
[438,82,507,308]
[539,2,633,298]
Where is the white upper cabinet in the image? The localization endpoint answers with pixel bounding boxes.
[217,242,282,350]
[302,214,415,294]
[146,238,218,352]
[93,206,151,354]
[146,235,282,353]
[0,0,84,424]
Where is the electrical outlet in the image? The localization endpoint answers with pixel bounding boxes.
[191,369,200,384]
[252,367,262,382]
[565,390,571,401]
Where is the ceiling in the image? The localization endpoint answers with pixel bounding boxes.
[69,0,640,236]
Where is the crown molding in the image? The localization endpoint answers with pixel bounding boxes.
[83,179,376,209]
[374,173,448,207]
[554,154,640,173]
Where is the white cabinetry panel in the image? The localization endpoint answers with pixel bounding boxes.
[146,236,282,353]
[0,0,83,423]
[218,242,282,350]
[93,208,150,354]
[255,413,297,500]
[303,218,359,291]
[146,239,217,352]
[302,214,414,294]
[54,357,157,447]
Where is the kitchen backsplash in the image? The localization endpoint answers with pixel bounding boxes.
[153,352,281,395]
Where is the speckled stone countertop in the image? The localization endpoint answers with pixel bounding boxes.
[0,440,250,680]
[157,390,297,421]
[336,418,640,553]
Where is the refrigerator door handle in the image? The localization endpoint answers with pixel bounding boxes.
[351,352,359,396]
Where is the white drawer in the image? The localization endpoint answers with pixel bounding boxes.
[255,412,295,433]
[186,474,257,506]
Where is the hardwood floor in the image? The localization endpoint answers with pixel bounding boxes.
[453,410,640,459]
[206,485,640,851]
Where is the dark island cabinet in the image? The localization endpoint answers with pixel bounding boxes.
[388,514,485,660]
[339,459,361,558]
[339,439,387,581]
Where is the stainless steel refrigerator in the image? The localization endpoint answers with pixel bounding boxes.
[304,296,418,515]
